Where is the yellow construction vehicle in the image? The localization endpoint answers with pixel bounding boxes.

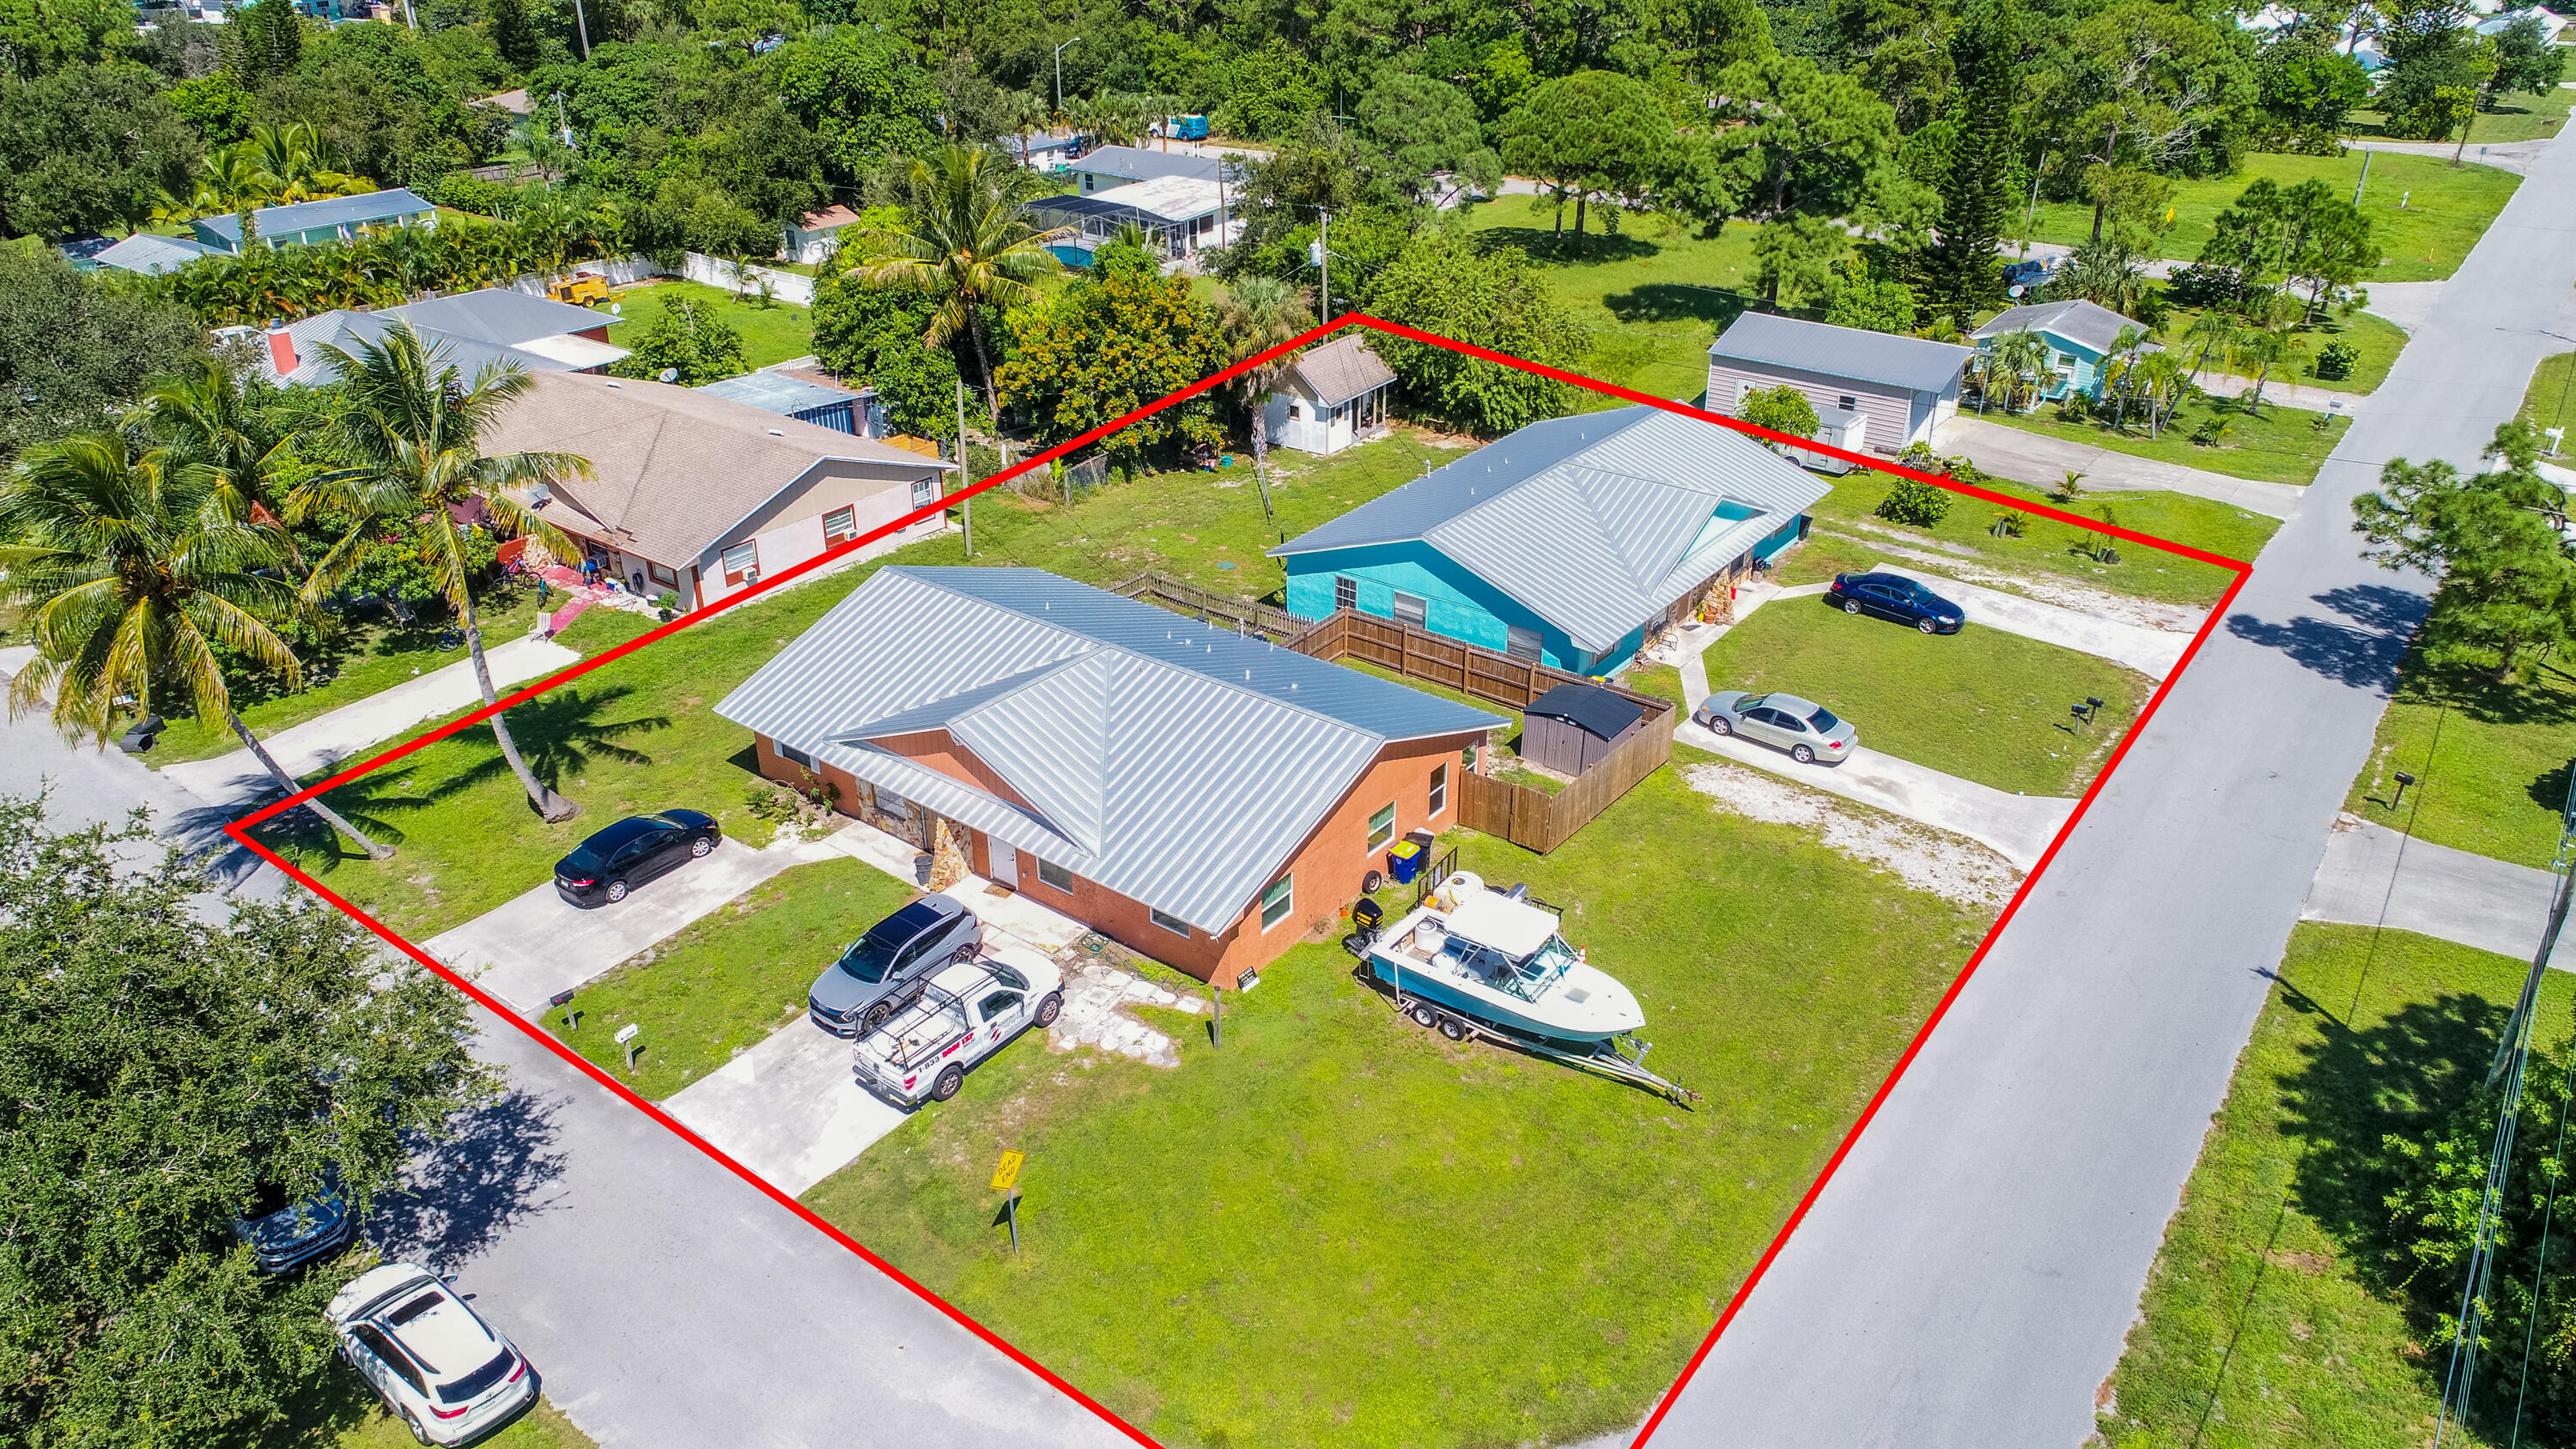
[547,274,610,306]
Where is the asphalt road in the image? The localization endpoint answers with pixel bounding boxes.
[1649,133,2576,1445]
[0,697,1133,1449]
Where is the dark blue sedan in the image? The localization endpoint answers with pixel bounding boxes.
[554,809,722,906]
[1826,572,1965,634]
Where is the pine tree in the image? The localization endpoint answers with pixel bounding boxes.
[1926,0,2018,328]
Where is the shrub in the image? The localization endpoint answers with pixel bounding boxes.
[2314,341,2358,381]
[2058,389,2093,423]
[1740,383,1820,440]
[1877,476,1953,527]
[2164,264,2243,309]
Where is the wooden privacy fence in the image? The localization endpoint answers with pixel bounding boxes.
[1112,572,1308,638]
[1281,609,1676,855]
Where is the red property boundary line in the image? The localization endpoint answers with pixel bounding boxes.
[221,315,2252,1449]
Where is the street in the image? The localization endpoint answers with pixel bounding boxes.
[1643,119,2576,1446]
[0,700,1137,1449]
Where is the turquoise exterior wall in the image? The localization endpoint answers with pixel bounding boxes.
[1283,538,1672,676]
[1976,328,2111,400]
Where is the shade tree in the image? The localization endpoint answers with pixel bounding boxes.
[1497,69,1672,240]
[2354,421,2576,682]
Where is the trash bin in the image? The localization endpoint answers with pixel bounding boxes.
[1386,840,1426,885]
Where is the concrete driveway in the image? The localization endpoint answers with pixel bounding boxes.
[1932,415,2306,518]
[430,825,854,1014]
[162,634,579,803]
[1874,565,2189,680]
[665,937,1067,1196]
[2303,813,2574,967]
[1675,721,2075,870]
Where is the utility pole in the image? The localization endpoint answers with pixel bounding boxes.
[2353,149,2372,207]
[568,0,588,57]
[954,381,975,559]
[1053,36,1082,120]
[1309,209,1332,323]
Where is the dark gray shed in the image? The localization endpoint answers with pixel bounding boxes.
[1522,683,1647,776]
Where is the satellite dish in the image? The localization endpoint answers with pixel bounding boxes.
[658,367,679,384]
[2008,284,2026,298]
[610,302,623,317]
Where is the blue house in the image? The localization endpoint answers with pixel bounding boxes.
[1268,405,1831,676]
[191,188,436,255]
[1969,298,2154,403]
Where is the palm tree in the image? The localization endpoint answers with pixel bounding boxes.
[1990,330,2053,413]
[2130,351,2189,438]
[995,88,1050,171]
[244,122,364,204]
[2104,324,2151,430]
[189,144,276,251]
[857,144,1072,435]
[2181,308,2239,383]
[299,325,592,822]
[0,433,392,858]
[1217,276,1317,519]
[140,359,302,530]
[2236,326,2297,417]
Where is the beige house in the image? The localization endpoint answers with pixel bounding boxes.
[483,372,955,611]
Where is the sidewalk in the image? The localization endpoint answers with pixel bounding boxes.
[161,634,581,803]
[1932,415,2306,518]
[1674,719,2076,870]
[2301,813,2572,967]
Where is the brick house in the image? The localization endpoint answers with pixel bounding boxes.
[714,567,1504,988]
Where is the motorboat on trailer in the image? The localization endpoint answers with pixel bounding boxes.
[1360,873,1644,1046]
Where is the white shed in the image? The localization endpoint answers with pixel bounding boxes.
[1263,335,1398,457]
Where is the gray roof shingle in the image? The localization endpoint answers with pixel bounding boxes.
[713,567,1504,932]
[1291,335,1396,407]
[1268,405,1832,655]
[1707,312,1974,393]
[1971,299,2149,355]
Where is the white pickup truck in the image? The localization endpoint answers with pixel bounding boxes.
[854,943,1065,1106]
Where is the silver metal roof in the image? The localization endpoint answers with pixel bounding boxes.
[698,371,861,416]
[1970,299,2149,356]
[196,187,433,246]
[1708,312,1974,393]
[713,567,1504,933]
[91,233,217,276]
[1268,405,1831,655]
[1070,144,1227,185]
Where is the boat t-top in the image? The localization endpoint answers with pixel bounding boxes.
[1362,872,1644,1046]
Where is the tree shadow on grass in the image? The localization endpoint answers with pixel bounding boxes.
[167,769,439,886]
[368,1085,570,1275]
[2279,987,2508,1295]
[445,685,675,798]
[1469,226,1661,267]
[2389,645,2576,730]
[1601,282,1753,330]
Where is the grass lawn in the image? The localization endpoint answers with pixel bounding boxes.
[260,433,1458,938]
[1457,195,1765,406]
[543,856,920,1099]
[2350,82,2576,144]
[2157,298,2409,396]
[2026,151,2521,282]
[2342,647,2576,869]
[1976,391,2352,487]
[2099,923,2565,1448]
[1789,467,2275,609]
[1701,597,2152,797]
[148,581,554,766]
[330,1397,594,1448]
[2521,350,2576,439]
[801,749,1991,1449]
[592,281,815,371]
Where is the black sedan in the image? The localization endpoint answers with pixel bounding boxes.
[554,809,722,906]
[1826,572,1965,634]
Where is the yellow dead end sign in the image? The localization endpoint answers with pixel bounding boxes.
[992,1150,1026,1255]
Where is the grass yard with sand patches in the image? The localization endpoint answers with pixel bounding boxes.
[803,755,1990,1449]
[1700,597,2153,797]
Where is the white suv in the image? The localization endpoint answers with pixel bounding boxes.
[325,1263,537,1444]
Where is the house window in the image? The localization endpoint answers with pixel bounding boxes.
[911,476,938,508]
[1504,625,1541,663]
[1392,591,1428,629]
[1260,874,1293,931]
[777,740,812,768]
[1149,906,1192,937]
[2056,352,2077,369]
[1838,394,1859,411]
[823,505,859,543]
[1429,762,1448,817]
[646,560,678,587]
[1334,575,1358,612]
[1036,858,1073,893]
[1368,803,1396,852]
[720,541,758,585]
[1286,401,1303,421]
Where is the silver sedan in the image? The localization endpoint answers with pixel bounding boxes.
[1692,690,1859,765]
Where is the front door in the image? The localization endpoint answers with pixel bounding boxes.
[988,837,1018,888]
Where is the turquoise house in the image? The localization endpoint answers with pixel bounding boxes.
[1969,298,2154,403]
[191,188,435,255]
[1268,405,1829,676]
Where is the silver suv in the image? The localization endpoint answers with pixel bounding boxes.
[809,894,985,1036]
